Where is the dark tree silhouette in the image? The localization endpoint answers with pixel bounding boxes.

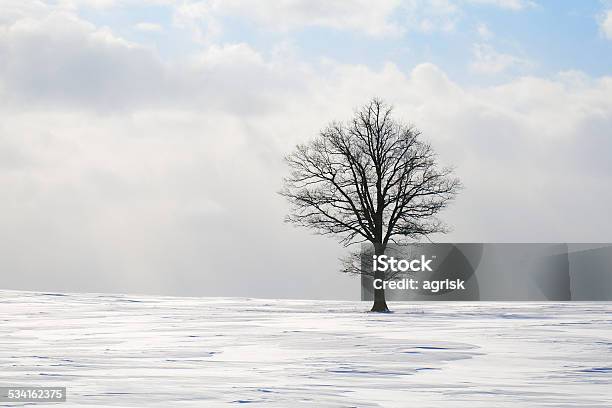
[280,98,461,312]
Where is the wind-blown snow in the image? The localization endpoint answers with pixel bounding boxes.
[1,291,611,407]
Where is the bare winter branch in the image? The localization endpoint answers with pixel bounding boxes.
[280,98,462,249]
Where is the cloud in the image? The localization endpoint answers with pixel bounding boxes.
[0,12,305,114]
[170,0,535,39]
[134,22,163,32]
[57,0,177,10]
[226,0,403,36]
[402,0,460,33]
[1,6,612,299]
[0,12,169,111]
[470,43,532,74]
[466,0,536,10]
[599,9,612,40]
[476,22,493,38]
[0,0,50,25]
[171,0,403,39]
[1,0,539,44]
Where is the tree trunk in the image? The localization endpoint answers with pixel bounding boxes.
[370,243,390,312]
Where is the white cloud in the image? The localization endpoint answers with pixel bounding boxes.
[134,22,163,32]
[231,0,402,36]
[172,0,222,43]
[168,0,536,40]
[403,0,460,33]
[172,0,403,39]
[0,12,303,113]
[476,22,493,38]
[599,9,612,40]
[0,12,166,111]
[1,0,538,42]
[57,0,177,10]
[470,43,531,74]
[57,0,118,9]
[2,7,612,298]
[466,0,536,11]
[0,1,49,25]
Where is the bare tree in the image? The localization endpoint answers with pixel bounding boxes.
[280,98,461,312]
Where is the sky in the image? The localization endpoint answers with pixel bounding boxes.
[1,0,612,300]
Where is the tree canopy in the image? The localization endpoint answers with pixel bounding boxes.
[281,98,461,248]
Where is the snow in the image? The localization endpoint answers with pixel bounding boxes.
[1,290,611,407]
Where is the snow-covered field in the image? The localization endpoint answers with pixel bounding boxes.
[1,291,611,407]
